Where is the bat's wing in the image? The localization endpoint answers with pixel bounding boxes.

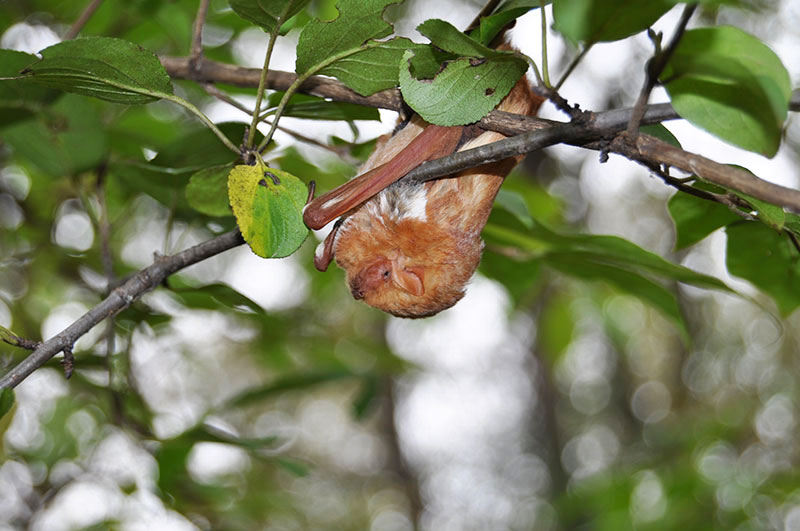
[303,124,463,230]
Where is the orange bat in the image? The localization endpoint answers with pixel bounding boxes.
[303,48,543,318]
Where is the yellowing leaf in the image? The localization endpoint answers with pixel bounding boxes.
[228,162,309,258]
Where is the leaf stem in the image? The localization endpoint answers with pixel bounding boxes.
[554,44,592,91]
[540,0,551,87]
[518,52,544,87]
[257,41,383,153]
[160,93,240,154]
[247,30,280,148]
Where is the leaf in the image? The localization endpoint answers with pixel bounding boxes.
[186,164,235,217]
[732,189,785,231]
[276,458,310,477]
[167,279,265,314]
[472,1,545,46]
[0,94,107,177]
[545,253,689,341]
[668,183,739,250]
[556,232,732,292]
[228,161,309,258]
[0,50,58,126]
[113,123,252,216]
[352,376,379,419]
[229,0,312,34]
[538,289,576,363]
[267,92,380,121]
[0,389,17,457]
[494,188,534,229]
[19,37,173,104]
[315,38,430,96]
[483,216,734,333]
[399,20,527,125]
[552,0,674,44]
[0,388,14,420]
[640,123,681,148]
[295,0,409,96]
[663,27,791,157]
[224,370,354,409]
[726,222,800,316]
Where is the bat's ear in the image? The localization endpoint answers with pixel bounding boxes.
[392,265,424,297]
[313,219,343,271]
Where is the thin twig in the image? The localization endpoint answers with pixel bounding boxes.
[190,0,210,63]
[626,3,697,137]
[466,0,503,32]
[200,83,356,159]
[0,230,245,389]
[63,0,104,40]
[161,57,800,115]
[0,330,41,351]
[554,44,593,91]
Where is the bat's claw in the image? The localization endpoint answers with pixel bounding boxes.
[306,180,316,205]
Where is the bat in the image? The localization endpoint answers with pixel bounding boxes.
[303,43,543,318]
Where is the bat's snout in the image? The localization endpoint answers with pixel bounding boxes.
[350,280,365,300]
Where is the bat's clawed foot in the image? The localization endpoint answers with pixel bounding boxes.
[306,180,316,205]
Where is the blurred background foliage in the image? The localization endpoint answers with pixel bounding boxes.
[2,0,800,530]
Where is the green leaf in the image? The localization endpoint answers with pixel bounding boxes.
[668,183,739,250]
[472,1,544,46]
[663,27,791,157]
[167,279,265,314]
[555,232,732,292]
[229,0,312,34]
[545,253,689,341]
[19,37,174,104]
[113,123,252,216]
[0,94,107,177]
[399,20,527,125]
[640,123,681,148]
[0,388,14,420]
[186,164,235,217]
[315,38,430,96]
[552,0,674,44]
[352,376,379,419]
[267,92,380,121]
[0,50,58,126]
[295,0,409,96]
[538,289,576,363]
[484,218,734,332]
[733,190,785,231]
[276,458,310,477]
[228,161,309,258]
[224,370,353,408]
[726,222,800,316]
[495,188,534,229]
[0,388,17,456]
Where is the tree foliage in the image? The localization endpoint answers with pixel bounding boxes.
[2,0,800,529]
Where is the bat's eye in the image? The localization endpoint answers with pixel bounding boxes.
[382,270,391,281]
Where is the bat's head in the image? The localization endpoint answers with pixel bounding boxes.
[330,215,483,318]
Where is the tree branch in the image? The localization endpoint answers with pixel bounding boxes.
[6,53,799,389]
[402,110,800,212]
[626,3,697,136]
[63,0,104,40]
[161,55,800,130]
[190,0,210,63]
[0,231,245,389]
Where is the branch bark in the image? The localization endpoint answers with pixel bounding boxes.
[0,231,244,389]
[162,57,800,211]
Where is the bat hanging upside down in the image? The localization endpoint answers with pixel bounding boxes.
[303,45,544,318]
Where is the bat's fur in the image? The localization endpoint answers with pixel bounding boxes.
[326,75,543,317]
